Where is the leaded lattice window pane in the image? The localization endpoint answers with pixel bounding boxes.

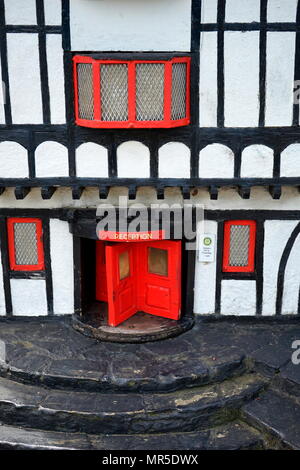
[171,63,187,120]
[229,225,250,267]
[136,63,165,121]
[14,223,38,266]
[101,64,128,121]
[77,63,94,120]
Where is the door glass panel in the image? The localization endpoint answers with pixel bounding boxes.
[119,251,130,280]
[148,247,168,276]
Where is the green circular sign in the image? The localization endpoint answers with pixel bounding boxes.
[204,237,212,246]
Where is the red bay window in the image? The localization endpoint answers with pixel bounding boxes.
[73,56,191,129]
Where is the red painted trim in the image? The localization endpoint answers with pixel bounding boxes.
[7,218,45,272]
[128,61,136,123]
[164,61,172,123]
[223,220,256,273]
[93,62,101,121]
[98,230,165,242]
[73,56,190,129]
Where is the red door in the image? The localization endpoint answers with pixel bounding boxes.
[138,241,181,321]
[105,243,138,327]
[95,241,108,302]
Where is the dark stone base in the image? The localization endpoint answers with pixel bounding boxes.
[72,302,194,343]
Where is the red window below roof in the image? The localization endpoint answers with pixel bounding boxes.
[222,220,256,273]
[7,218,45,272]
[73,56,191,129]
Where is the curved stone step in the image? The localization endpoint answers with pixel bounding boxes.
[242,389,300,450]
[0,374,266,435]
[0,421,265,450]
[0,318,248,393]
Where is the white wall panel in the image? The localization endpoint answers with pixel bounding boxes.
[224,32,260,127]
[50,219,74,315]
[0,57,5,124]
[194,220,217,314]
[267,0,298,23]
[282,233,300,315]
[5,0,36,25]
[35,141,69,177]
[280,144,300,177]
[11,279,47,316]
[76,143,108,178]
[221,280,256,316]
[70,0,191,52]
[241,145,274,178]
[265,32,296,127]
[7,33,43,124]
[199,144,234,178]
[117,141,150,178]
[158,143,190,178]
[199,32,218,127]
[46,34,66,124]
[201,0,218,23]
[226,0,260,22]
[263,220,298,315]
[44,0,62,25]
[0,141,28,178]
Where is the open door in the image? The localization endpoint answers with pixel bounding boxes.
[95,241,108,302]
[105,243,138,327]
[138,241,181,320]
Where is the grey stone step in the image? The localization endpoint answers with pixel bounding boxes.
[0,374,266,435]
[242,389,300,450]
[0,421,265,450]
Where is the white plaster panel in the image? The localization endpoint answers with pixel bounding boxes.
[117,141,150,178]
[225,0,260,22]
[267,0,298,23]
[201,0,218,23]
[158,143,190,178]
[241,145,274,178]
[0,56,5,124]
[224,32,260,127]
[194,220,218,314]
[50,219,74,315]
[7,33,43,124]
[0,242,6,315]
[221,280,256,316]
[44,0,62,25]
[70,0,191,52]
[35,141,69,178]
[282,233,300,315]
[76,143,108,178]
[265,32,296,127]
[280,144,300,177]
[0,141,28,178]
[199,32,218,127]
[4,0,36,25]
[199,144,234,178]
[263,220,298,315]
[46,34,66,124]
[11,279,47,316]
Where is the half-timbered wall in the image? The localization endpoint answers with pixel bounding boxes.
[0,1,299,318]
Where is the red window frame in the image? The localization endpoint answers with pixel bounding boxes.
[7,218,45,272]
[73,55,191,129]
[222,220,256,273]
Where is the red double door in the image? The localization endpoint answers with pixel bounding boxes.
[96,241,181,327]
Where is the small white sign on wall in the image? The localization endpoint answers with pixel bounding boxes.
[198,233,216,263]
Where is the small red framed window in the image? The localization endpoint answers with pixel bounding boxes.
[222,220,256,273]
[7,218,45,271]
[73,56,191,129]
